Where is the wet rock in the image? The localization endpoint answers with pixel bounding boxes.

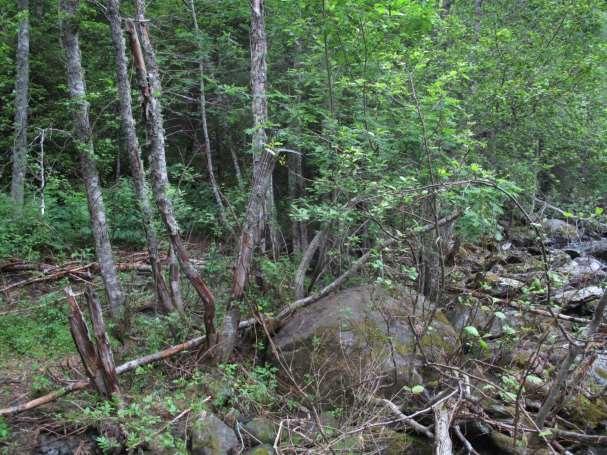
[190,411,239,455]
[272,285,457,398]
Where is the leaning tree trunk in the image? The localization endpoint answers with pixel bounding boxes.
[105,0,172,313]
[10,0,30,207]
[187,0,230,232]
[217,0,277,361]
[60,0,125,319]
[129,0,215,340]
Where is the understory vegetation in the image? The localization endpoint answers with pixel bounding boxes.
[1,0,606,454]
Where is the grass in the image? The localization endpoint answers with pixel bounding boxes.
[0,293,74,364]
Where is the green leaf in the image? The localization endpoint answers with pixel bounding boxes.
[463,326,480,337]
[494,311,506,320]
[526,375,543,385]
[595,207,604,216]
[411,384,425,395]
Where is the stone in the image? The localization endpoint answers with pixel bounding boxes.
[554,286,604,305]
[272,285,457,397]
[190,411,240,455]
[244,445,275,455]
[558,256,604,278]
[242,417,277,445]
[483,272,525,297]
[542,219,578,240]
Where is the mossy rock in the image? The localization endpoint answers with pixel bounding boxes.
[382,431,432,455]
[244,445,275,455]
[189,411,239,455]
[242,417,278,445]
[272,285,457,400]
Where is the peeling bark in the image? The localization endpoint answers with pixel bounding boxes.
[217,0,277,361]
[106,0,172,313]
[128,1,215,340]
[60,0,125,318]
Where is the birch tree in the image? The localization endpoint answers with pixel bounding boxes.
[218,0,276,361]
[128,0,215,339]
[59,0,125,318]
[105,0,173,313]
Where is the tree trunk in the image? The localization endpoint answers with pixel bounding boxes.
[10,0,30,207]
[433,401,454,455]
[187,0,231,232]
[106,0,173,314]
[288,152,307,254]
[60,0,125,319]
[217,0,277,361]
[169,243,184,313]
[128,1,215,341]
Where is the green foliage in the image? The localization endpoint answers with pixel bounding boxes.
[0,294,72,361]
[214,363,279,413]
[0,417,9,441]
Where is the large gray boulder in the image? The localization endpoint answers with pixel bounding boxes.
[190,411,240,455]
[272,285,457,398]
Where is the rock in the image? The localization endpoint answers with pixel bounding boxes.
[190,411,240,455]
[272,285,457,397]
[244,445,275,455]
[558,256,605,278]
[554,286,604,305]
[542,219,578,240]
[34,433,97,455]
[589,354,607,388]
[242,417,277,445]
[564,239,607,261]
[482,272,525,297]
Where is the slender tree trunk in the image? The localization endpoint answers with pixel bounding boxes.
[168,244,185,313]
[60,0,125,318]
[293,228,325,300]
[249,0,278,256]
[128,1,215,340]
[288,152,307,254]
[10,0,30,207]
[187,0,230,232]
[106,0,172,313]
[217,0,276,361]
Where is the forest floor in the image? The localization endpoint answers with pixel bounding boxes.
[1,223,606,454]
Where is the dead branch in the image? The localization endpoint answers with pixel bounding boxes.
[0,334,208,417]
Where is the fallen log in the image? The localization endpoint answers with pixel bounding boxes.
[0,334,208,416]
[0,261,153,293]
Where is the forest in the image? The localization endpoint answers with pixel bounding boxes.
[0,0,606,453]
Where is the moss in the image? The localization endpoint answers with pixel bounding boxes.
[567,395,607,427]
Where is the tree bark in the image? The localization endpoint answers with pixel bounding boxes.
[433,401,454,455]
[128,1,215,340]
[10,0,30,207]
[217,0,277,361]
[60,0,125,318]
[106,0,173,313]
[187,0,230,232]
[293,228,325,300]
